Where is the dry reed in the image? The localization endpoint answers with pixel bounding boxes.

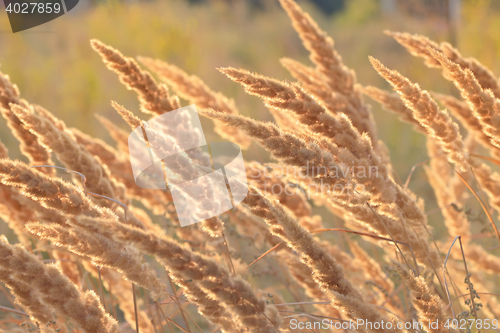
[2,1,500,332]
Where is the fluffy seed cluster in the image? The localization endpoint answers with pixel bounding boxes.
[1,0,500,332]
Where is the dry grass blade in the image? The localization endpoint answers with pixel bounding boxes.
[471,153,500,167]
[451,165,500,244]
[0,305,29,317]
[443,236,479,321]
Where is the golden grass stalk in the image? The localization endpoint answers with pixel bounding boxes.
[70,126,124,170]
[170,275,241,333]
[94,112,172,217]
[0,176,68,247]
[9,105,155,231]
[138,56,252,149]
[218,67,368,152]
[428,48,500,150]
[278,0,354,94]
[447,136,477,203]
[198,108,364,206]
[280,57,373,136]
[255,193,401,331]
[112,99,210,171]
[76,216,281,333]
[95,43,216,211]
[270,161,443,268]
[0,236,119,333]
[201,109,441,267]
[268,106,306,134]
[427,136,454,190]
[370,56,470,172]
[393,261,448,332]
[112,101,224,236]
[433,92,500,159]
[279,57,329,96]
[277,0,379,145]
[387,30,500,98]
[348,242,404,317]
[360,85,425,133]
[51,250,81,287]
[69,126,159,224]
[469,160,500,222]
[90,39,180,116]
[9,104,128,206]
[0,269,54,325]
[0,158,116,219]
[463,243,500,274]
[111,100,142,129]
[33,105,144,210]
[278,251,344,320]
[0,185,34,246]
[226,206,281,248]
[217,67,431,224]
[84,265,157,333]
[33,104,68,133]
[26,222,167,300]
[0,72,55,175]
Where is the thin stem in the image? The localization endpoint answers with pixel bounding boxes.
[133,283,140,333]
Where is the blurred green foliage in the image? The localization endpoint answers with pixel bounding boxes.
[0,0,499,232]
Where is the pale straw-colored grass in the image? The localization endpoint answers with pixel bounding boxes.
[2,0,500,332]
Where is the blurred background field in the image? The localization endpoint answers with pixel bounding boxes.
[0,0,500,243]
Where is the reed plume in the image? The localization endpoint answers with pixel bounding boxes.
[387,30,500,98]
[0,236,119,333]
[90,39,180,115]
[0,72,55,175]
[76,216,282,333]
[427,48,500,150]
[0,269,54,325]
[4,1,500,330]
[277,0,379,146]
[433,92,499,158]
[260,194,401,331]
[0,158,116,219]
[26,222,167,300]
[370,56,470,172]
[138,56,252,149]
[393,261,448,332]
[360,85,425,133]
[9,104,128,206]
